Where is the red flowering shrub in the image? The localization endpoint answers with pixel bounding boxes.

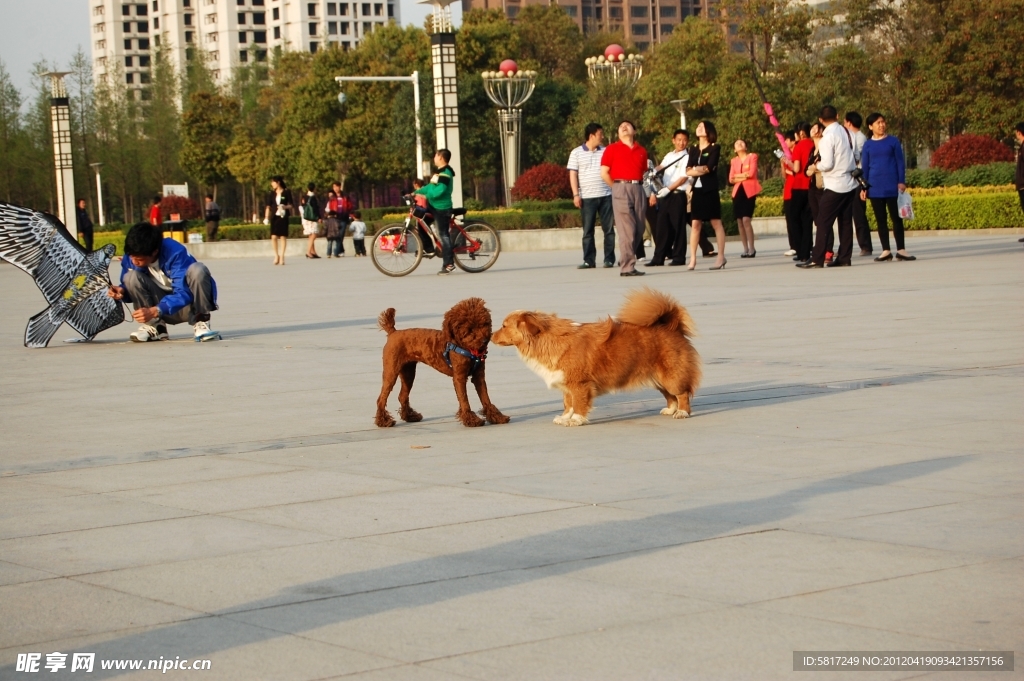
[931,134,1014,172]
[159,195,202,220]
[510,163,573,202]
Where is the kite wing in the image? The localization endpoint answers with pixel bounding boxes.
[0,201,87,304]
[64,250,125,340]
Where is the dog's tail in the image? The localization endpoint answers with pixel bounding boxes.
[617,288,696,337]
[378,308,397,335]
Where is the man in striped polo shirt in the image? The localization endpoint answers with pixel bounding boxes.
[568,123,615,269]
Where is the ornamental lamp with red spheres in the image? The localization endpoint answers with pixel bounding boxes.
[481,60,537,206]
[584,44,644,87]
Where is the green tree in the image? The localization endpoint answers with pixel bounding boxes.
[0,59,24,203]
[180,92,241,199]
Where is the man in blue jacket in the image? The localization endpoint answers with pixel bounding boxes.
[107,223,220,342]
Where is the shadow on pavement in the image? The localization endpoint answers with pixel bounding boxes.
[1,456,968,679]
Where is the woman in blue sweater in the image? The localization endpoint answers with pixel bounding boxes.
[861,113,915,261]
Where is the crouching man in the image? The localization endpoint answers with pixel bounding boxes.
[108,223,221,342]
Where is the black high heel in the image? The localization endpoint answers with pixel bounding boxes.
[895,253,916,261]
[874,253,893,262]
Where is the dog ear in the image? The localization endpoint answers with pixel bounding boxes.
[517,313,543,338]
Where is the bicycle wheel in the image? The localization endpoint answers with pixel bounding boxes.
[452,220,500,273]
[371,224,422,277]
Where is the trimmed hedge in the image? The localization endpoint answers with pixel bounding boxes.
[868,192,1023,230]
[906,162,1015,188]
[94,231,126,254]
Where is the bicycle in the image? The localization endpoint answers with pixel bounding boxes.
[370,197,501,277]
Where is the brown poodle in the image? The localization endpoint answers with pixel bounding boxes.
[375,297,510,428]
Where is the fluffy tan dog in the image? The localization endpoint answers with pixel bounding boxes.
[491,288,701,426]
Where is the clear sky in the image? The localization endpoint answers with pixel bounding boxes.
[0,0,461,104]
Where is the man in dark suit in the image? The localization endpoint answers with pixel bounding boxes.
[76,198,94,251]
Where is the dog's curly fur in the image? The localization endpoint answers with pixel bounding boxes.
[375,297,510,428]
[492,288,701,426]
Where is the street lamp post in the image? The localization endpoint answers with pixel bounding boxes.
[89,162,105,227]
[335,73,425,179]
[584,44,644,87]
[418,0,465,208]
[670,99,688,131]
[481,61,537,206]
[43,72,76,235]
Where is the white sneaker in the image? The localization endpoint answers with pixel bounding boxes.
[784,249,796,256]
[193,320,221,342]
[130,324,165,342]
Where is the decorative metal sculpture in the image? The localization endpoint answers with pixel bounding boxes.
[481,60,537,206]
[584,44,644,87]
[0,202,124,348]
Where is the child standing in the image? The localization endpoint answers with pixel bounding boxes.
[350,211,367,256]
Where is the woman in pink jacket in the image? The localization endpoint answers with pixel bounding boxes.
[729,140,762,258]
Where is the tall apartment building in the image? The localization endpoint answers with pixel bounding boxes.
[91,0,400,96]
[463,0,723,52]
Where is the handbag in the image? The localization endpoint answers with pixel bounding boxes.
[897,191,914,220]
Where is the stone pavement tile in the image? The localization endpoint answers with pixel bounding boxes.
[226,485,580,539]
[0,618,396,681]
[19,457,300,494]
[77,538,501,615]
[0,578,202,649]
[225,571,720,664]
[355,504,654,570]
[0,515,331,576]
[463,457,807,507]
[560,529,985,605]
[324,662,486,681]
[111,627,397,681]
[753,557,1024,651]
[0,561,56,588]
[790,494,1024,558]
[0,480,84,505]
[868,419,1024,455]
[107,469,418,514]
[0,493,198,541]
[424,605,941,681]
[602,462,984,531]
[335,446,634,489]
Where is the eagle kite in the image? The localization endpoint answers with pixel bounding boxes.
[0,202,124,348]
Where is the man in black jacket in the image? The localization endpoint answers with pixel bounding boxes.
[76,198,94,251]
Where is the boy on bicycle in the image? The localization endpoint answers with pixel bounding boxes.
[414,149,456,275]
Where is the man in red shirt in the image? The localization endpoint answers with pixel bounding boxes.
[601,120,648,276]
[148,195,163,227]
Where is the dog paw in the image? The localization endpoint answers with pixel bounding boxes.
[672,410,690,419]
[401,409,423,423]
[660,407,678,416]
[486,411,511,425]
[566,413,589,427]
[553,414,569,425]
[375,412,396,428]
[458,411,485,427]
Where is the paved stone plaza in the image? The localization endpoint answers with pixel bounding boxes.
[1,235,1022,680]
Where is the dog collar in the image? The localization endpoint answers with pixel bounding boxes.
[444,342,487,372]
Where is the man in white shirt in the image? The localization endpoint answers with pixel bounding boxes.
[568,123,615,269]
[647,129,693,266]
[799,105,859,268]
[845,111,874,256]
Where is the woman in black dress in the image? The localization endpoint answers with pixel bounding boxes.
[686,121,726,270]
[263,176,293,266]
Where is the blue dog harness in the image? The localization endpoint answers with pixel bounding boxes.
[443,342,487,373]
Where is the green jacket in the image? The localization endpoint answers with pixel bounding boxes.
[414,165,455,211]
